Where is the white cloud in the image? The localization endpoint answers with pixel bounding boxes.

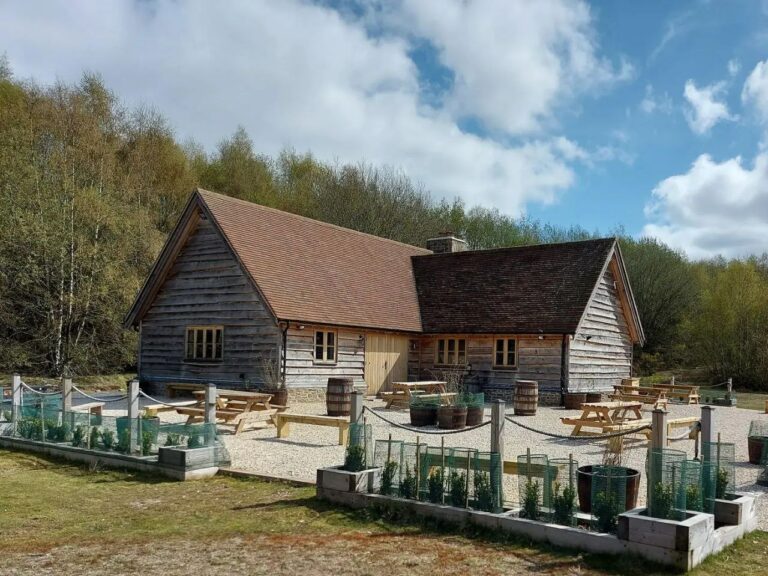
[728,58,741,77]
[640,84,672,115]
[0,0,628,215]
[385,0,634,135]
[643,153,768,258]
[683,80,737,135]
[742,59,768,124]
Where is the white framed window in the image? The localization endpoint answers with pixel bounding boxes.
[185,326,223,361]
[493,337,517,368]
[314,330,337,364]
[435,338,466,366]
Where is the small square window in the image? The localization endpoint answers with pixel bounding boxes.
[314,330,337,363]
[185,326,224,362]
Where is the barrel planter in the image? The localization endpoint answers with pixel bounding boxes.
[564,393,587,410]
[513,380,538,416]
[326,378,353,416]
[748,436,767,465]
[576,465,640,513]
[410,404,438,427]
[270,388,288,407]
[438,405,467,430]
[465,405,484,426]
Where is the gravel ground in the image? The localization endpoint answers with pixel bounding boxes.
[96,395,767,529]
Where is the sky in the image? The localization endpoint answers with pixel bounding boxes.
[1,0,768,259]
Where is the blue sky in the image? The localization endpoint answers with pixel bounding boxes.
[2,0,768,258]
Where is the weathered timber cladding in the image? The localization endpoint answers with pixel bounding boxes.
[417,335,563,392]
[284,325,365,389]
[568,267,633,392]
[139,215,279,386]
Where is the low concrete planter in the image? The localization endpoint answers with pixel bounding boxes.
[316,465,381,493]
[714,494,758,527]
[317,481,759,571]
[617,508,712,552]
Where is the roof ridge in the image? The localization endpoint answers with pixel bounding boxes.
[196,188,432,254]
[413,237,616,258]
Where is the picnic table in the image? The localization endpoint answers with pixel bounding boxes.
[650,383,700,404]
[381,381,448,409]
[560,400,644,437]
[609,384,668,409]
[176,389,284,434]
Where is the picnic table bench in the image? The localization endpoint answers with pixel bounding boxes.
[71,402,104,417]
[650,383,700,404]
[609,385,668,409]
[142,400,197,417]
[382,381,447,409]
[166,383,207,398]
[561,401,644,436]
[176,389,286,434]
[274,413,350,445]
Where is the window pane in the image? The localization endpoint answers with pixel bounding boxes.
[315,345,324,360]
[496,339,504,353]
[195,330,204,358]
[457,339,466,364]
[447,339,455,364]
[495,351,504,365]
[326,345,335,361]
[507,339,516,366]
[215,329,223,359]
[316,331,324,346]
[327,332,335,346]
[437,340,445,364]
[205,329,214,358]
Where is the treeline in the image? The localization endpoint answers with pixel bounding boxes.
[1,68,766,388]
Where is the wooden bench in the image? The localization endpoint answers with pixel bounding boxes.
[650,383,700,404]
[381,391,409,409]
[177,406,278,434]
[71,402,105,417]
[142,400,197,417]
[610,385,668,409]
[274,413,350,445]
[166,383,206,398]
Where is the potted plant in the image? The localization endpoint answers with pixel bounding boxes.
[577,439,640,513]
[433,369,468,430]
[260,356,287,407]
[409,394,438,426]
[464,392,485,426]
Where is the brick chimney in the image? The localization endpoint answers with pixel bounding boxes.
[426,232,468,254]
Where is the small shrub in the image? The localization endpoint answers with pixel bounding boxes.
[427,468,444,503]
[473,471,496,512]
[552,482,576,526]
[686,483,702,511]
[399,464,417,499]
[101,429,115,451]
[448,470,467,507]
[18,418,43,440]
[141,430,154,456]
[47,422,70,442]
[2,410,12,421]
[380,460,399,496]
[652,481,674,519]
[90,426,100,449]
[116,429,130,453]
[521,479,540,521]
[187,431,202,449]
[164,433,182,447]
[593,491,619,533]
[343,444,366,472]
[72,426,86,447]
[716,467,729,499]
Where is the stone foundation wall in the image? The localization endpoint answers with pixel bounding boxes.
[483,387,562,407]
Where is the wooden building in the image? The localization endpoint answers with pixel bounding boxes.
[125,189,644,404]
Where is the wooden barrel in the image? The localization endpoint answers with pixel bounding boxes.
[514,380,538,416]
[326,378,353,416]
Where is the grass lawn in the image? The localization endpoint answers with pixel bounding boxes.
[0,450,765,575]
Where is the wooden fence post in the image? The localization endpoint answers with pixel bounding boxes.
[11,373,21,424]
[700,406,714,461]
[651,408,667,451]
[62,377,73,414]
[351,390,363,426]
[204,383,217,446]
[128,379,140,454]
[491,399,505,460]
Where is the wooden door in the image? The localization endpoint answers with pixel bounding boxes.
[365,333,409,395]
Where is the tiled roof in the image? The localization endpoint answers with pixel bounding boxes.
[411,238,617,334]
[198,189,429,332]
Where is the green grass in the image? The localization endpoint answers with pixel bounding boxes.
[0,449,764,575]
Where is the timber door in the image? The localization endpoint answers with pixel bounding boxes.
[365,333,409,395]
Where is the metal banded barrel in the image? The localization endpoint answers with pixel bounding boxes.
[513,380,538,416]
[326,377,353,416]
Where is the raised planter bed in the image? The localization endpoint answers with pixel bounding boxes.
[316,465,381,494]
